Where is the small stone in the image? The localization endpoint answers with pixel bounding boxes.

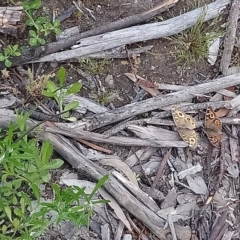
[105,74,114,87]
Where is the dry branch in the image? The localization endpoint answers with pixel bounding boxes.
[38,132,190,239]
[0,6,25,36]
[31,0,230,63]
[55,72,240,131]
[220,0,240,75]
[0,111,192,239]
[0,0,178,69]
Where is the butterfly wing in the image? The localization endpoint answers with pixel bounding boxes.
[205,107,222,146]
[171,107,196,130]
[177,128,198,149]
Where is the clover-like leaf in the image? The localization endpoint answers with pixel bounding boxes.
[64,101,79,112]
[58,66,66,87]
[5,59,12,67]
[45,80,57,92]
[66,82,82,94]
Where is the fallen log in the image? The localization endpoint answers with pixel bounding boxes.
[0,110,191,239]
[54,72,240,131]
[0,0,178,69]
[0,6,25,37]
[30,0,229,63]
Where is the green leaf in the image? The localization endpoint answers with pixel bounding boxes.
[1,225,8,235]
[4,46,11,56]
[64,116,77,122]
[29,30,37,37]
[44,22,53,29]
[42,159,64,170]
[52,183,61,201]
[58,66,66,87]
[4,206,12,222]
[45,80,57,92]
[29,37,38,46]
[41,140,53,164]
[42,90,55,97]
[26,19,34,26]
[54,28,62,35]
[53,20,60,27]
[31,183,40,201]
[14,208,24,218]
[88,175,108,201]
[0,54,5,61]
[38,38,46,45]
[36,16,47,24]
[14,51,21,57]
[5,59,12,67]
[31,0,42,9]
[12,218,20,232]
[13,45,18,51]
[66,82,82,94]
[64,101,79,112]
[41,173,51,182]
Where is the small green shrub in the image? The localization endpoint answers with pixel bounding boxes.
[0,45,21,67]
[42,66,82,121]
[170,8,224,64]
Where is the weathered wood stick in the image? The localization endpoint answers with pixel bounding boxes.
[0,6,25,36]
[220,0,240,75]
[0,110,191,239]
[31,0,230,63]
[37,132,191,239]
[56,72,240,131]
[0,0,178,69]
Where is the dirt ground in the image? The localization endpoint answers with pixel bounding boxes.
[1,0,240,239]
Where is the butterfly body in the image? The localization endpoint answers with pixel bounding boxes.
[204,107,222,146]
[171,107,198,149]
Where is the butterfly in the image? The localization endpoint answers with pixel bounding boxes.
[171,107,198,149]
[204,107,222,146]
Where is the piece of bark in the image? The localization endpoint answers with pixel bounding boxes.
[229,125,239,162]
[38,132,191,239]
[30,0,229,64]
[0,0,178,69]
[44,126,188,148]
[0,111,192,239]
[112,171,160,212]
[55,72,240,131]
[220,0,240,75]
[0,6,25,36]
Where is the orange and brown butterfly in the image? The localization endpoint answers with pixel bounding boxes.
[171,107,198,149]
[204,107,222,147]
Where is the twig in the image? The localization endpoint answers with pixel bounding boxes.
[209,210,228,240]
[220,0,240,75]
[167,214,177,240]
[151,148,172,191]
[57,72,240,131]
[1,0,178,68]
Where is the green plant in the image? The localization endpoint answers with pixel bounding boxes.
[0,45,21,67]
[42,66,82,121]
[89,90,120,106]
[37,175,109,228]
[0,113,109,239]
[23,0,61,46]
[170,9,224,64]
[79,58,109,75]
[0,114,64,239]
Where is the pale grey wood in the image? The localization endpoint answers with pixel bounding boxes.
[31,0,230,63]
[55,72,240,131]
[37,132,191,239]
[64,95,108,114]
[44,127,188,148]
[220,0,240,75]
[112,171,160,212]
